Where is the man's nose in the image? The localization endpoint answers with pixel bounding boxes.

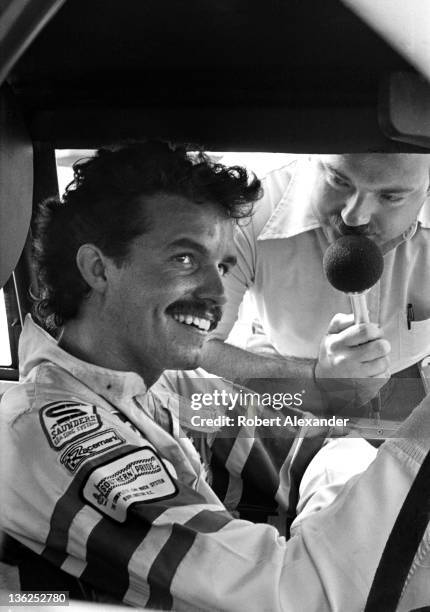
[196,265,227,306]
[341,191,373,227]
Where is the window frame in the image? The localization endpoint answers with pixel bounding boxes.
[0,274,21,380]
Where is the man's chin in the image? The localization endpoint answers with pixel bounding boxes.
[168,348,203,372]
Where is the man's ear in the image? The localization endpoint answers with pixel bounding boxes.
[76,244,108,293]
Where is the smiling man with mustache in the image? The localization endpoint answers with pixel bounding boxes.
[3,143,430,610]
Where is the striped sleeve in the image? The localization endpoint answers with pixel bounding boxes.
[156,370,331,530]
[5,392,430,609]
[201,406,329,532]
[1,398,294,609]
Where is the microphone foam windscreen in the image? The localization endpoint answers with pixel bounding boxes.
[323,235,384,293]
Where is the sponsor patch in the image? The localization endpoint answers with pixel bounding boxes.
[60,429,125,473]
[40,401,102,450]
[82,448,178,522]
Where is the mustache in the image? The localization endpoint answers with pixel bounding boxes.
[166,299,223,324]
[329,214,370,237]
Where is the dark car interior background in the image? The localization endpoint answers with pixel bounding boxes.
[1,0,430,601]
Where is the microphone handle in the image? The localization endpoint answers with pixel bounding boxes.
[349,292,369,324]
[349,292,382,432]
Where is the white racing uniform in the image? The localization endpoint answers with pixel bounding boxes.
[1,316,430,611]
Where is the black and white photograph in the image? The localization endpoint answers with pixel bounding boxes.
[1,1,430,610]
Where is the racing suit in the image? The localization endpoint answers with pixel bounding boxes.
[2,316,430,611]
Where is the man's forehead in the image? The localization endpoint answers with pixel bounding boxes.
[320,153,430,167]
[136,193,235,254]
[319,153,430,183]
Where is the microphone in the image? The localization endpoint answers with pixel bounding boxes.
[323,235,384,323]
[323,235,386,431]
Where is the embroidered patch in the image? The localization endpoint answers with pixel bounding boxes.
[40,401,102,450]
[60,429,125,473]
[82,447,178,522]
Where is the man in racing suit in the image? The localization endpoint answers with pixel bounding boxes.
[2,141,430,610]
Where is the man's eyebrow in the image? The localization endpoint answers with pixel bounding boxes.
[168,237,237,265]
[325,164,350,180]
[224,254,238,266]
[378,186,415,194]
[168,238,211,255]
[325,163,415,193]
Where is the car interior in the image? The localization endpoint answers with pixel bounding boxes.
[1,0,430,603]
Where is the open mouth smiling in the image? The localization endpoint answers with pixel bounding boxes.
[171,313,214,332]
[166,301,222,334]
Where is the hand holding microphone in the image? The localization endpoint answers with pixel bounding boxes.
[315,235,391,384]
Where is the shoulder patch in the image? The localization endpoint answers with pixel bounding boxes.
[40,401,102,450]
[60,429,125,473]
[82,447,178,522]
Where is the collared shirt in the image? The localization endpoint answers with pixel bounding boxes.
[211,157,430,374]
[2,316,430,610]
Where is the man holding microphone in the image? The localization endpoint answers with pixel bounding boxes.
[200,154,430,415]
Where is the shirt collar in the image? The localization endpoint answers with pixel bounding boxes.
[19,315,148,404]
[418,197,430,229]
[258,157,320,241]
[258,156,430,246]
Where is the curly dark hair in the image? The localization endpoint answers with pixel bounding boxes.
[32,140,262,331]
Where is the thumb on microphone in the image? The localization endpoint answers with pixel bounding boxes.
[326,312,356,335]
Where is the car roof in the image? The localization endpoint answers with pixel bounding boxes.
[7,0,425,151]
